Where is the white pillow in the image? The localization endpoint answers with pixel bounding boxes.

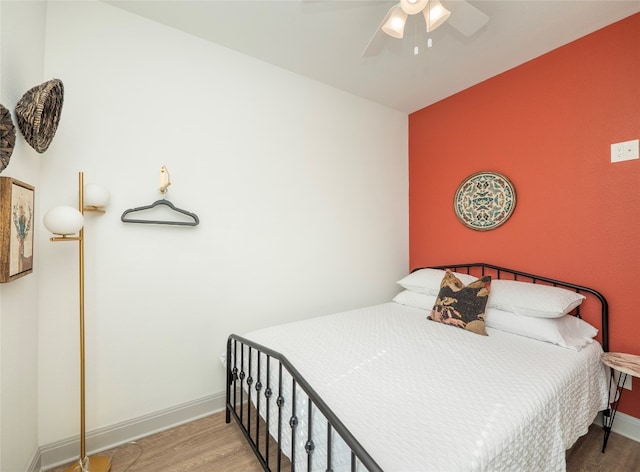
[397,268,478,295]
[485,308,597,350]
[392,290,437,310]
[488,279,585,318]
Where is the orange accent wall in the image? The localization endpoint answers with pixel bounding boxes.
[409,13,640,419]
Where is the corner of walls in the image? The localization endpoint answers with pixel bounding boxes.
[0,1,47,471]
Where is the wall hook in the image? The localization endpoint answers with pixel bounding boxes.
[159,165,171,194]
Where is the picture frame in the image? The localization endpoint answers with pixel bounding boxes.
[0,177,35,283]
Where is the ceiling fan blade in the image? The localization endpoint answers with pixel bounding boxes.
[361,3,397,57]
[445,0,489,37]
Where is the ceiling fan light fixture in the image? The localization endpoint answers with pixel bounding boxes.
[424,0,451,32]
[400,0,429,15]
[382,5,408,39]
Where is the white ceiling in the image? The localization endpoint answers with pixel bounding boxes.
[104,0,640,113]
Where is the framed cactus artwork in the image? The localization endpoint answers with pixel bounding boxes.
[0,177,34,283]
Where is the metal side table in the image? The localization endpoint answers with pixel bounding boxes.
[600,352,640,452]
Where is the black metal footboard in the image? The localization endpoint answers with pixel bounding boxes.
[226,334,383,472]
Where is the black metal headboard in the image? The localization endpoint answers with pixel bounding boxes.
[420,263,609,352]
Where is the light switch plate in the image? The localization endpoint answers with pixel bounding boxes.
[611,139,639,163]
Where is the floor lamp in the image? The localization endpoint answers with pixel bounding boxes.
[44,172,111,472]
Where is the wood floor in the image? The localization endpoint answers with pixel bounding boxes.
[47,411,640,472]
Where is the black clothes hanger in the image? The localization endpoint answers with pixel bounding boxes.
[120,199,199,226]
[121,166,199,226]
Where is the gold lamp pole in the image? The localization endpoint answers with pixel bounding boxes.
[44,172,111,472]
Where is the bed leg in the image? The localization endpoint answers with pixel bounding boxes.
[225,373,231,423]
[226,337,232,424]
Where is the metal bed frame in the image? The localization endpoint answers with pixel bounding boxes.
[225,263,610,471]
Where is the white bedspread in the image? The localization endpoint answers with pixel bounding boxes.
[232,302,608,471]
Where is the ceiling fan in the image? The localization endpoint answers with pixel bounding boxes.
[362,0,489,56]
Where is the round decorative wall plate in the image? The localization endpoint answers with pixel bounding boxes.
[454,171,516,231]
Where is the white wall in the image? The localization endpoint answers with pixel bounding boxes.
[0,1,47,470]
[37,0,408,450]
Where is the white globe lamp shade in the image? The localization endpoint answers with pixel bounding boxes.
[84,183,110,209]
[44,206,84,236]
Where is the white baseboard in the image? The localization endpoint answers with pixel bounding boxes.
[27,449,41,472]
[594,410,640,443]
[38,392,226,471]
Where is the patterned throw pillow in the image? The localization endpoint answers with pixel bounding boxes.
[428,270,492,336]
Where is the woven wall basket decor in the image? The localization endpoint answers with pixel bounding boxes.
[15,78,64,153]
[0,104,16,173]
